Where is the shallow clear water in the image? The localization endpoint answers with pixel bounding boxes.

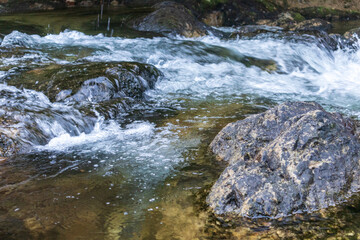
[1,9,360,239]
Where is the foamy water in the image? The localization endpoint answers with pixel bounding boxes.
[1,28,360,161]
[1,29,360,150]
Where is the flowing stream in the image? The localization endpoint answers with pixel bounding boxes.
[1,9,360,239]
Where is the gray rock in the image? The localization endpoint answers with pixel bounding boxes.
[131,1,210,37]
[208,101,360,218]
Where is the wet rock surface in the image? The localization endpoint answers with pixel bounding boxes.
[6,61,163,103]
[208,101,360,218]
[0,85,97,158]
[131,1,211,37]
[1,61,163,157]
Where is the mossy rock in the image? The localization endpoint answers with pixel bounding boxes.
[6,61,163,103]
[255,0,278,12]
[291,12,305,22]
[297,7,360,21]
[289,18,332,32]
[131,1,212,37]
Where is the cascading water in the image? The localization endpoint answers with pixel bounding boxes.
[1,11,360,239]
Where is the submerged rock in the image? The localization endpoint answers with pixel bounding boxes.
[131,1,211,37]
[295,6,360,21]
[208,101,360,218]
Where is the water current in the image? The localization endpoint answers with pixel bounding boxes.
[1,8,360,239]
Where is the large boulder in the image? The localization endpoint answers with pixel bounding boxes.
[208,102,360,218]
[131,1,211,37]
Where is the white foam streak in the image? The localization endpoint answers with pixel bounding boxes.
[41,121,154,151]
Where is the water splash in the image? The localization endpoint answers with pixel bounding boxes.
[1,29,360,149]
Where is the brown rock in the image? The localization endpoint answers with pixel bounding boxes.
[202,11,224,27]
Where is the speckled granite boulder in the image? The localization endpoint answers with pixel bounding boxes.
[208,102,360,218]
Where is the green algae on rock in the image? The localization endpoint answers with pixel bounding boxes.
[6,61,163,103]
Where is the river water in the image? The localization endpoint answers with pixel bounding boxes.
[1,9,360,239]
